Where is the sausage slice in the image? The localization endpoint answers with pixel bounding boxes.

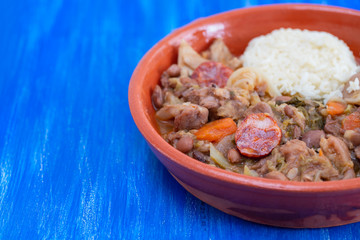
[191,61,233,87]
[235,113,281,158]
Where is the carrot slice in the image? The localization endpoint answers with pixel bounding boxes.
[319,149,324,157]
[327,101,347,116]
[194,118,237,142]
[343,112,360,130]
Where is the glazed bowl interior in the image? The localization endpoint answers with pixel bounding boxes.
[129,4,360,228]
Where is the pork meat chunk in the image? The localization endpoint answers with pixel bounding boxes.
[156,103,209,131]
[324,115,344,137]
[300,155,339,182]
[283,104,306,131]
[279,140,338,181]
[279,140,310,180]
[320,136,355,179]
[217,99,248,120]
[245,102,274,117]
[174,104,209,130]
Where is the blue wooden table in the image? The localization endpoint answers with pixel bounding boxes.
[2,0,360,239]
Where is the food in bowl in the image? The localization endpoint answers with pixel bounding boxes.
[130,4,360,228]
[151,28,360,182]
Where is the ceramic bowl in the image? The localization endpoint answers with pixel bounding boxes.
[128,4,360,228]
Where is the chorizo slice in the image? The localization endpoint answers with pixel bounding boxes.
[191,61,233,87]
[235,113,281,158]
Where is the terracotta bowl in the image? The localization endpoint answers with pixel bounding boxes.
[128,4,360,228]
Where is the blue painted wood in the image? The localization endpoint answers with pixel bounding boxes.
[2,0,360,239]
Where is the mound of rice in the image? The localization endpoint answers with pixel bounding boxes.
[241,28,358,101]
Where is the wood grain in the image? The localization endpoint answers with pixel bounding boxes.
[1,0,360,239]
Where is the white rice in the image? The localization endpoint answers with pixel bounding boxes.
[241,28,359,102]
[347,77,360,93]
